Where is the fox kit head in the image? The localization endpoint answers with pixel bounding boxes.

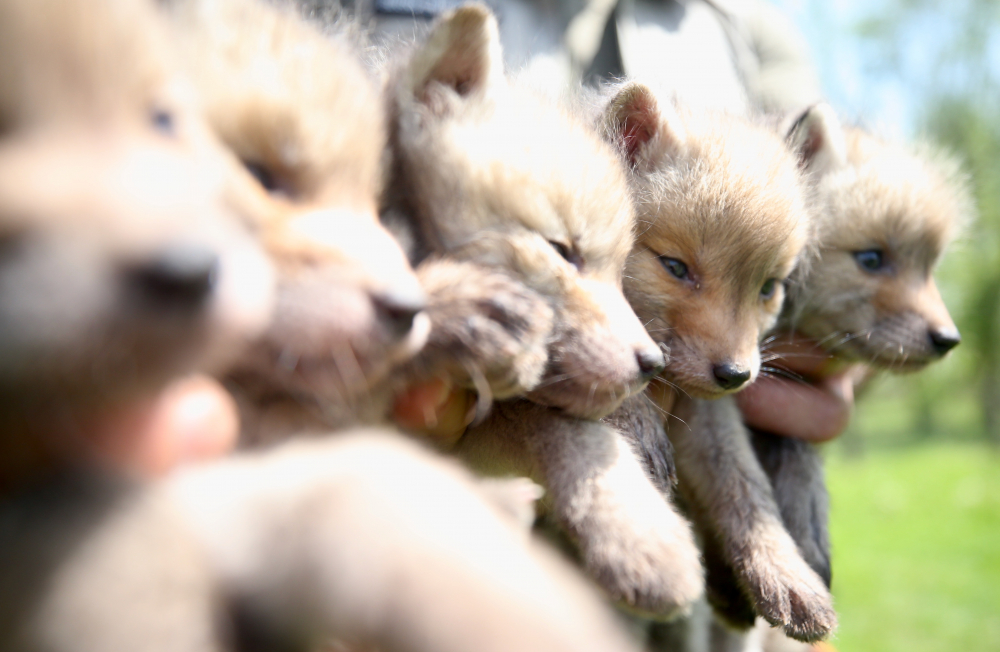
[0,0,274,411]
[784,104,968,371]
[388,5,664,419]
[167,0,428,422]
[603,83,812,399]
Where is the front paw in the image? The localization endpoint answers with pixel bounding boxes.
[751,429,832,588]
[733,535,837,642]
[585,528,704,620]
[416,260,553,397]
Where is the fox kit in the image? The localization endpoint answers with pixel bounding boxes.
[384,4,664,415]
[0,0,269,648]
[0,0,275,486]
[598,82,835,641]
[164,0,430,441]
[382,6,704,619]
[705,105,971,639]
[0,3,642,652]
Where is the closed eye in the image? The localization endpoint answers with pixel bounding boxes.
[549,240,584,270]
[243,160,283,195]
[658,256,689,281]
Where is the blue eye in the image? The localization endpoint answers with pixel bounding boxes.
[150,108,174,136]
[853,249,885,272]
[760,278,777,299]
[659,256,688,280]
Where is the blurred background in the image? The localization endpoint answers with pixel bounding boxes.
[770,1,1000,649]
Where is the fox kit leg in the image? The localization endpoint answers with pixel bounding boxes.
[167,432,638,652]
[458,398,703,619]
[404,259,554,400]
[751,430,831,588]
[0,475,223,652]
[668,395,836,642]
[695,433,832,633]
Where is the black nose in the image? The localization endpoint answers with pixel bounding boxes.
[712,363,751,390]
[373,287,425,338]
[929,328,961,355]
[636,346,666,379]
[131,244,217,308]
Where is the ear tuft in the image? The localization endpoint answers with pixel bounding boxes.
[602,82,662,167]
[786,103,847,175]
[405,4,503,107]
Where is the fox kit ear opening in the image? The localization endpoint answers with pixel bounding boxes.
[786,103,847,175]
[406,4,504,110]
[603,83,659,167]
[602,83,685,170]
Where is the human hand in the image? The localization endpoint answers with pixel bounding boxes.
[392,378,477,449]
[736,333,868,443]
[87,374,240,477]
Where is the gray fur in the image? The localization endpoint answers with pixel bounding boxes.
[382,6,698,618]
[668,397,837,642]
[457,398,703,619]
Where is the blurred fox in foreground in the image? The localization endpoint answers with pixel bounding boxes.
[0,0,272,649]
[0,3,643,652]
[163,0,431,440]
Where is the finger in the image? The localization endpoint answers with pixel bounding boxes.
[735,372,852,443]
[392,378,475,448]
[133,375,240,476]
[762,333,843,379]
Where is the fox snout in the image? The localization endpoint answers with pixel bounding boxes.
[864,274,961,369]
[913,278,961,357]
[126,243,218,311]
[668,341,760,398]
[711,363,752,391]
[929,326,961,355]
[0,133,275,400]
[279,207,429,360]
[529,278,665,420]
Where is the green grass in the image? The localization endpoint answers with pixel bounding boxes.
[825,444,1000,651]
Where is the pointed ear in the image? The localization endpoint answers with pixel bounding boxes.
[786,103,848,175]
[404,4,504,107]
[602,82,677,168]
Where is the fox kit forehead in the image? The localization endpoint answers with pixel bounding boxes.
[431,91,635,277]
[817,128,969,270]
[169,0,383,208]
[0,0,177,128]
[634,108,811,288]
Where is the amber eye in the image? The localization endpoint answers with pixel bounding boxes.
[659,256,689,281]
[549,240,584,270]
[760,278,777,300]
[853,249,886,273]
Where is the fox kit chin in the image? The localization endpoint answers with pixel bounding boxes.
[599,82,837,642]
[164,0,429,439]
[717,105,971,641]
